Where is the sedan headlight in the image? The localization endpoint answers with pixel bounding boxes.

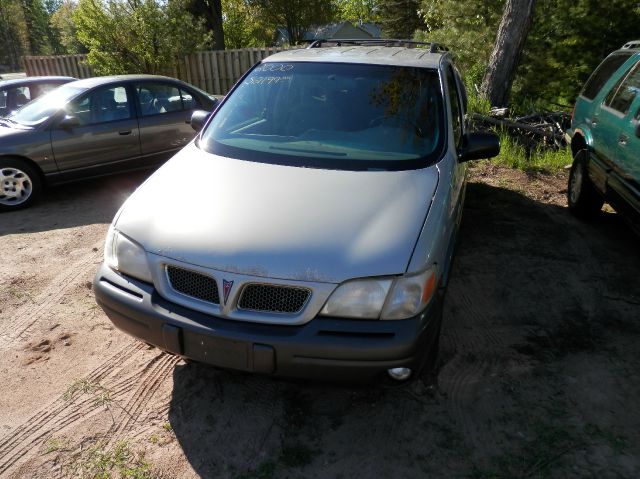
[104,225,153,283]
[320,266,437,320]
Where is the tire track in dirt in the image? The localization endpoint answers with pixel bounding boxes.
[0,342,179,476]
[0,241,103,350]
[439,284,508,453]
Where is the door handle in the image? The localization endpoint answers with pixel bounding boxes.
[118,130,132,135]
[619,134,628,146]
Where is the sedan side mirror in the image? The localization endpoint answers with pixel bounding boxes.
[190,110,211,133]
[59,115,80,130]
[458,132,501,162]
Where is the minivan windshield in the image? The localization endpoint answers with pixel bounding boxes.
[200,62,445,170]
[10,84,86,126]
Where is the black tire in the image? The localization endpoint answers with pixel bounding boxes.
[567,149,604,219]
[0,157,42,212]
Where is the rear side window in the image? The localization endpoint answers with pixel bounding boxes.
[137,83,182,116]
[581,53,633,100]
[604,61,640,114]
[0,90,6,109]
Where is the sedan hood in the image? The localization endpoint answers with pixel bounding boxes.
[116,143,439,283]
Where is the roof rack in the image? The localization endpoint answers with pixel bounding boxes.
[306,38,449,53]
[622,40,640,49]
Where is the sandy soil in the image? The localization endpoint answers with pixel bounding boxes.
[0,163,638,479]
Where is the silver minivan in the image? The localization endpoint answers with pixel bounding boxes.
[94,41,499,384]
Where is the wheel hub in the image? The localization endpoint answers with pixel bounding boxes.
[0,167,32,205]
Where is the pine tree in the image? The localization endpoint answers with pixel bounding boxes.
[378,0,420,38]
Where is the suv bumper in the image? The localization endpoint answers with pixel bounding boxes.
[94,264,441,382]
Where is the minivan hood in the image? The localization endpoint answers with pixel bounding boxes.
[115,143,439,283]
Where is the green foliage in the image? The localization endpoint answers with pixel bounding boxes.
[378,0,421,38]
[417,0,503,90]
[0,0,27,69]
[246,0,336,45]
[513,0,640,108]
[222,0,272,48]
[492,131,572,172]
[336,0,380,22]
[50,0,85,53]
[73,0,210,75]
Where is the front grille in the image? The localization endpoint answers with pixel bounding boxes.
[238,284,310,314]
[166,266,220,304]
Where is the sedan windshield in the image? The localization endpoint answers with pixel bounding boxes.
[10,84,86,126]
[200,62,445,170]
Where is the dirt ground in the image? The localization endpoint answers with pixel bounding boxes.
[0,162,639,479]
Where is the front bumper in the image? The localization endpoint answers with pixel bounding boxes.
[94,263,441,382]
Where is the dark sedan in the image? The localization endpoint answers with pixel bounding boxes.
[0,74,219,211]
[0,76,75,117]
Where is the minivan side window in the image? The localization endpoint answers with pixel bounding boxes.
[581,53,633,100]
[604,61,640,115]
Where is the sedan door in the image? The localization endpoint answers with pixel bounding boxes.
[135,81,200,163]
[50,84,141,177]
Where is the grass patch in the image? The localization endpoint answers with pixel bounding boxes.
[492,133,572,173]
[63,378,113,406]
[42,436,69,454]
[68,440,154,479]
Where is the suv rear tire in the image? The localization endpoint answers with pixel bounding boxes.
[568,149,604,219]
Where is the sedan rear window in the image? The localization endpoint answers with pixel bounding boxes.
[200,62,444,171]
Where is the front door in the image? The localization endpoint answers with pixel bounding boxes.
[135,81,198,163]
[50,84,141,176]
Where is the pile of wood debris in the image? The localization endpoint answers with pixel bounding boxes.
[470,108,572,150]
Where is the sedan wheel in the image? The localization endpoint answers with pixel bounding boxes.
[0,159,42,211]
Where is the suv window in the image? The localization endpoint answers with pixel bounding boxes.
[604,61,640,114]
[581,53,633,100]
[446,65,463,147]
[201,62,445,171]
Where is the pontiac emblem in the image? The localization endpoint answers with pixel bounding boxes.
[222,279,234,305]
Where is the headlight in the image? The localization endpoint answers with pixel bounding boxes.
[320,278,392,319]
[320,266,437,320]
[380,266,437,320]
[104,225,153,283]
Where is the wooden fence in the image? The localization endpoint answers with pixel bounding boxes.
[23,47,287,95]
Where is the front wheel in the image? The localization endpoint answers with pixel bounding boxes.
[567,149,603,219]
[0,158,42,212]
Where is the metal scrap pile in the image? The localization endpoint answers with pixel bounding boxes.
[470,108,572,150]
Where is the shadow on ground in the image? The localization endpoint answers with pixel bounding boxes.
[166,180,640,478]
[0,170,151,236]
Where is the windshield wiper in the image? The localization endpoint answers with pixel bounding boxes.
[269,145,347,156]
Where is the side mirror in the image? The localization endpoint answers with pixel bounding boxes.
[458,132,501,162]
[190,110,211,132]
[59,115,80,130]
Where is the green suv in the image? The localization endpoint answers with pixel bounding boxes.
[568,41,640,233]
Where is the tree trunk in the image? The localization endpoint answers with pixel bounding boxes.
[480,0,537,107]
[189,0,225,50]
